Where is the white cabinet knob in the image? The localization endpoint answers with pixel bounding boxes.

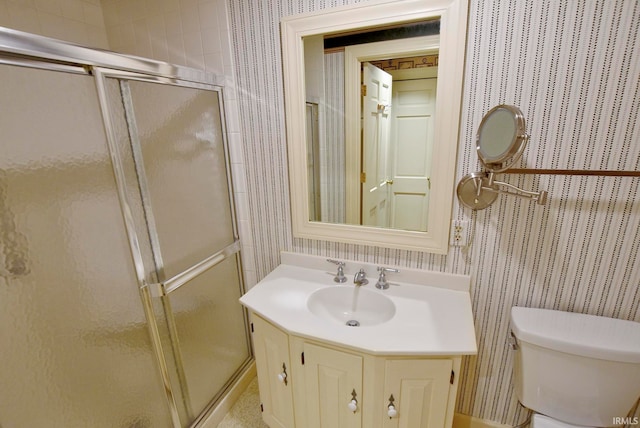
[387,404,398,418]
[387,394,398,418]
[347,399,358,412]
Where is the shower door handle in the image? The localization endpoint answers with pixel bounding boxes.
[144,240,241,297]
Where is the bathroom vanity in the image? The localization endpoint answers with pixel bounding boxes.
[240,252,477,428]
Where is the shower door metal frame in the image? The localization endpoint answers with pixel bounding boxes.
[94,66,251,426]
[0,26,253,428]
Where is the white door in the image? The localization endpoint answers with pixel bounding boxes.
[382,359,452,428]
[389,78,436,231]
[361,62,393,228]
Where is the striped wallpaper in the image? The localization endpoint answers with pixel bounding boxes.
[228,0,640,424]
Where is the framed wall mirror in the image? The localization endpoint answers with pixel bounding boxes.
[281,0,469,253]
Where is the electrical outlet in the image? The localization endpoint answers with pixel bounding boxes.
[450,220,470,247]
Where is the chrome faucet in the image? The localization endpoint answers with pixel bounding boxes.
[353,268,368,286]
[376,267,399,290]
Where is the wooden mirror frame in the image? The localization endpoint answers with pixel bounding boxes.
[281,0,469,253]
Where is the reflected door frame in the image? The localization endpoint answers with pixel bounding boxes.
[344,35,440,225]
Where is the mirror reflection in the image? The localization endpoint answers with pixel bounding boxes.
[478,109,517,161]
[303,21,439,232]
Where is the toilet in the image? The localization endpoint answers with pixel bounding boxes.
[510,307,640,428]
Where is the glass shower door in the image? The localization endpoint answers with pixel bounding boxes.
[100,74,251,422]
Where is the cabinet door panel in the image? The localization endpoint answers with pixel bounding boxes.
[304,343,363,428]
[252,316,295,428]
[383,359,452,428]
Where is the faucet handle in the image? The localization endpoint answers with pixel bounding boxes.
[376,266,399,290]
[327,259,347,283]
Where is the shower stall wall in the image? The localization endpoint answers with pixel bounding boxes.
[0,28,251,428]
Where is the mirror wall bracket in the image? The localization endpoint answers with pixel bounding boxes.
[457,171,547,211]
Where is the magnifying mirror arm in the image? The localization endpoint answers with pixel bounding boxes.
[478,172,548,205]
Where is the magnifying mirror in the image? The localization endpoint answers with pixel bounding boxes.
[476,104,528,172]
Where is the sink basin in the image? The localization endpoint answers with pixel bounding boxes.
[307,286,396,326]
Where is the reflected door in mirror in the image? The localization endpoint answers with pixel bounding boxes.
[389,77,437,231]
[361,62,393,228]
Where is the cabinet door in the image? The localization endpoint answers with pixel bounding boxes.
[382,359,452,428]
[252,315,295,428]
[304,343,363,428]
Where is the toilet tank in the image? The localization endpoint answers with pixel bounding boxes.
[510,307,640,427]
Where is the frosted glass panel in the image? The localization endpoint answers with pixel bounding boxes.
[125,81,235,278]
[0,65,171,427]
[104,76,251,422]
[169,256,250,416]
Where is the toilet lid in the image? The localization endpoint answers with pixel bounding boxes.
[511,307,640,363]
[532,414,592,428]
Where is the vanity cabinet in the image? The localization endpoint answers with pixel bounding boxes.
[251,314,460,428]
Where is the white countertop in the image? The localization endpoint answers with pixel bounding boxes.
[240,252,477,356]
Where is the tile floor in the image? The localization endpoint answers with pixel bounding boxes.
[217,377,268,427]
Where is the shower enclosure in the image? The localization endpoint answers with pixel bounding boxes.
[0,29,251,427]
